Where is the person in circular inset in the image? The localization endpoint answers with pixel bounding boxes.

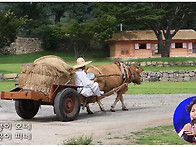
[173,96,196,143]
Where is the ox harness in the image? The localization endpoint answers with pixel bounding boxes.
[88,61,134,83]
[114,61,133,83]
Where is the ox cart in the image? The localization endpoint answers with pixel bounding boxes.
[0,83,127,121]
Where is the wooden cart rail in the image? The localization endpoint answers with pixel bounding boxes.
[0,84,80,104]
[81,82,128,104]
[1,91,49,102]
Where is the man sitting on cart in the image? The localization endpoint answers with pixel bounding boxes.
[73,57,104,97]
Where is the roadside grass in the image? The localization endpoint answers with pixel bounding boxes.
[0,80,17,91]
[1,80,196,95]
[63,136,92,145]
[143,66,196,71]
[127,81,196,94]
[130,125,190,145]
[62,125,190,145]
[128,56,196,62]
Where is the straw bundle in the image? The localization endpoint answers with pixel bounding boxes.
[19,55,75,95]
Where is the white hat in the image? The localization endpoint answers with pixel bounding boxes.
[73,57,92,69]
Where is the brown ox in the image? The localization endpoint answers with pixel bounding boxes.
[85,62,144,113]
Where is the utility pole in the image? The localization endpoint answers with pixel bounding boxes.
[120,24,123,31]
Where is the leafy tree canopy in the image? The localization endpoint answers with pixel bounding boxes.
[125,3,196,57]
[7,2,51,36]
[0,10,27,50]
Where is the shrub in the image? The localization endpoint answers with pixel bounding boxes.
[32,24,67,51]
[0,10,26,50]
[63,136,92,145]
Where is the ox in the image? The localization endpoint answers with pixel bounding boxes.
[85,61,144,113]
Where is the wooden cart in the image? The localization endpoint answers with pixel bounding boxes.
[0,83,127,121]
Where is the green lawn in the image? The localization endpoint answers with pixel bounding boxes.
[0,51,113,74]
[1,80,196,94]
[127,81,196,94]
[128,56,196,62]
[0,80,18,91]
[1,51,196,74]
[0,51,76,64]
[0,64,22,74]
[143,66,196,71]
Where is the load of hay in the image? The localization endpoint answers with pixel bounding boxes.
[19,55,75,96]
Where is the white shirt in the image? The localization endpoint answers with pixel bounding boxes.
[75,69,94,87]
[74,69,101,97]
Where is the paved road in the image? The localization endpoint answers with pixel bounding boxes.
[0,94,195,145]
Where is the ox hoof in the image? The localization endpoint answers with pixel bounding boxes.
[122,108,128,111]
[110,108,115,112]
[88,111,94,114]
[87,109,94,114]
[100,108,105,112]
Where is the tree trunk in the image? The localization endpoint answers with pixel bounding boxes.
[161,38,172,57]
[55,13,61,25]
[73,42,79,58]
[157,33,163,54]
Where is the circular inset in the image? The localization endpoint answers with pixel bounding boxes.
[173,96,196,143]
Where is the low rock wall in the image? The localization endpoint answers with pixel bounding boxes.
[1,71,196,82]
[142,70,196,82]
[1,37,43,55]
[0,73,19,81]
[127,61,196,67]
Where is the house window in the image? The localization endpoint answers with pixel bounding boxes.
[146,43,151,49]
[121,45,129,55]
[193,43,196,53]
[188,43,192,53]
[135,43,150,49]
[188,43,196,53]
[152,44,158,54]
[139,43,146,49]
[135,44,139,49]
[171,43,184,49]
[183,43,187,48]
[175,43,183,48]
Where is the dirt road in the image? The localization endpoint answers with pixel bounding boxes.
[0,94,195,145]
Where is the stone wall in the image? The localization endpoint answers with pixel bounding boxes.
[127,61,196,67]
[1,37,43,54]
[0,73,19,81]
[1,71,196,82]
[142,70,196,82]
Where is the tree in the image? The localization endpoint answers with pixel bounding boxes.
[47,2,91,24]
[47,3,68,25]
[0,10,26,51]
[91,14,117,42]
[90,3,124,41]
[7,2,50,36]
[64,20,93,57]
[130,3,196,57]
[66,2,91,23]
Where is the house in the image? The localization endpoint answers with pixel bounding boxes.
[107,29,196,58]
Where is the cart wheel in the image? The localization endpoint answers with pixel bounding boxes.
[15,100,40,119]
[54,88,80,121]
